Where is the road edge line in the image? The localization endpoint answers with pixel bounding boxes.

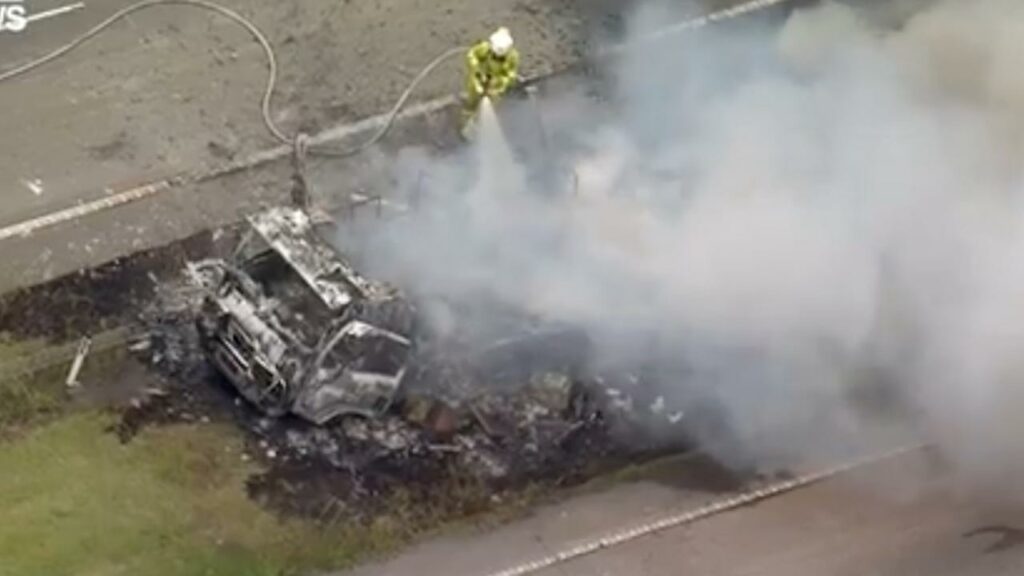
[480,444,924,576]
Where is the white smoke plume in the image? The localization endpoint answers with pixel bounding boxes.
[342,0,1024,478]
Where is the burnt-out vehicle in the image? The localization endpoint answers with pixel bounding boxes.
[195,207,414,424]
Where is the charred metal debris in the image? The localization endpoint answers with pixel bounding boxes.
[129,207,688,516]
[191,207,414,424]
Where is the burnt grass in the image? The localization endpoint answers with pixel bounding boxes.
[0,225,242,341]
[0,226,731,536]
[115,347,655,529]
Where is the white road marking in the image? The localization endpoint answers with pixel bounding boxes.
[480,445,925,576]
[0,181,168,240]
[602,0,789,55]
[26,2,86,23]
[21,178,43,195]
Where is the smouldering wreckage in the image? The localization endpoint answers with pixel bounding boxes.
[192,207,415,425]
[173,206,688,497]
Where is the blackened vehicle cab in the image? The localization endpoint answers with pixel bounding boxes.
[195,207,413,424]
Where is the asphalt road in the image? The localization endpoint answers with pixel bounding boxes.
[0,0,639,227]
[342,450,1024,576]
[0,0,749,294]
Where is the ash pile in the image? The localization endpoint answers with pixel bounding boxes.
[129,207,688,517]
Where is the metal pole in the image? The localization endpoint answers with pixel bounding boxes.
[65,337,92,388]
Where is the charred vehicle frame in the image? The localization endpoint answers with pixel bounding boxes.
[195,207,415,424]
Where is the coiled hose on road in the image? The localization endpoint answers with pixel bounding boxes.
[0,0,467,158]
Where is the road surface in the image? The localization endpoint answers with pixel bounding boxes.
[0,0,756,295]
[0,0,601,226]
[341,450,1024,576]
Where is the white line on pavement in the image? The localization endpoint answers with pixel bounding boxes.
[27,2,86,23]
[480,444,925,576]
[0,182,168,241]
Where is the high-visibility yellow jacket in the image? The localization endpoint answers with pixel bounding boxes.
[465,40,520,99]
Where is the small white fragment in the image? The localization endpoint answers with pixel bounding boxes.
[650,396,665,414]
[22,179,44,196]
[129,336,152,352]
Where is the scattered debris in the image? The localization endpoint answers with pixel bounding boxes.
[114,206,695,523]
[112,387,176,442]
[21,178,44,196]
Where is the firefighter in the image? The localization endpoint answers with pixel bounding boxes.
[462,27,520,137]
